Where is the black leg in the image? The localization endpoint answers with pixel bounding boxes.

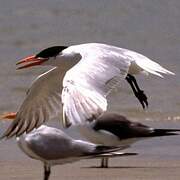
[44,164,51,180]
[100,157,108,168]
[101,158,105,168]
[104,157,109,168]
[126,74,148,109]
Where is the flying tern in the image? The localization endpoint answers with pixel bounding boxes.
[2,43,174,138]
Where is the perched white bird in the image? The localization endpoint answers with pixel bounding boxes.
[77,113,180,167]
[2,43,174,138]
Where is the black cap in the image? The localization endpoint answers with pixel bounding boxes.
[35,46,68,58]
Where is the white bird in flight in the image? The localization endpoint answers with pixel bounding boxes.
[77,113,180,167]
[2,43,174,138]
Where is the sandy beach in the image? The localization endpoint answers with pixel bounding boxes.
[1,154,180,180]
[0,120,180,180]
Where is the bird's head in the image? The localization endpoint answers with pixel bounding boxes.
[16,46,80,69]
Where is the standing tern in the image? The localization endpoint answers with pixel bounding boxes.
[0,114,136,179]
[77,113,180,167]
[2,43,174,138]
[17,125,124,180]
[18,125,124,180]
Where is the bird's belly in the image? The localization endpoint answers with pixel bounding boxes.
[128,62,143,75]
[77,126,124,147]
[77,125,141,149]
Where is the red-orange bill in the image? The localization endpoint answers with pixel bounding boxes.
[16,55,48,69]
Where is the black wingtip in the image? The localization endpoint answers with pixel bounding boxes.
[94,145,122,155]
[95,145,117,151]
[0,118,22,140]
[152,129,180,137]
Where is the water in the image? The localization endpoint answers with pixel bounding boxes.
[0,0,180,161]
[0,0,179,120]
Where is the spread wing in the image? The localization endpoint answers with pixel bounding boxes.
[62,48,130,127]
[2,67,64,138]
[2,44,131,138]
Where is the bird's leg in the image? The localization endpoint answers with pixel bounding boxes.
[44,163,51,180]
[100,157,108,168]
[101,158,105,168]
[104,157,109,168]
[126,74,148,109]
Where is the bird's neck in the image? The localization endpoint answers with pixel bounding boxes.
[47,52,81,72]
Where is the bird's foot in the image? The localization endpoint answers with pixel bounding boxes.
[135,90,148,109]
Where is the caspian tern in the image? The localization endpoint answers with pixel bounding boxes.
[77,113,180,167]
[2,43,174,138]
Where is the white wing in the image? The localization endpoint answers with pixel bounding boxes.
[62,45,131,127]
[3,67,64,138]
[61,43,174,127]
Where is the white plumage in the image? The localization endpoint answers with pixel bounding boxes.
[2,43,174,138]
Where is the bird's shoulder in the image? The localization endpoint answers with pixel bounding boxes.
[67,43,128,59]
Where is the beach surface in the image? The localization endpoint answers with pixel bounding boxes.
[1,157,180,180]
[1,120,180,180]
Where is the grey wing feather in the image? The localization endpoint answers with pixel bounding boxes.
[2,68,64,138]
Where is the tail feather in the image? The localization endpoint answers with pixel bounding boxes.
[151,129,180,137]
[133,52,175,77]
[95,145,119,152]
[89,152,138,159]
[85,145,122,157]
[142,67,164,77]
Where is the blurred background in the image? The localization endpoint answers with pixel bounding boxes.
[0,0,180,162]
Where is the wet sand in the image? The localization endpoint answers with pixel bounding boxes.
[1,120,180,180]
[1,156,180,180]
